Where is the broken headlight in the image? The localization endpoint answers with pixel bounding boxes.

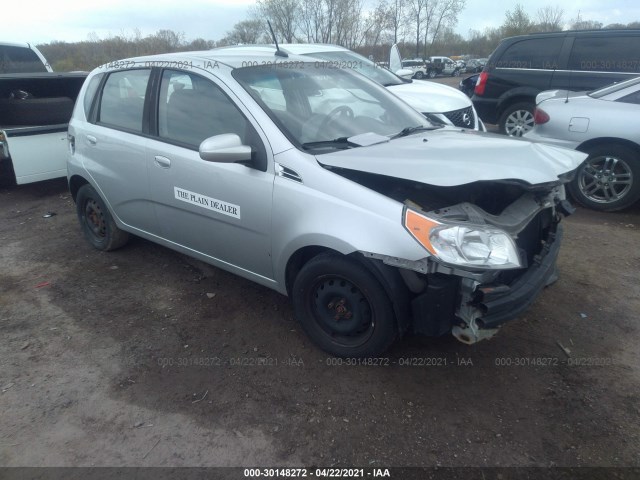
[404,208,522,269]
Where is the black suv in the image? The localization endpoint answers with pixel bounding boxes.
[472,29,640,136]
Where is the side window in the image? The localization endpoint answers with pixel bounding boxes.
[83,73,104,119]
[98,69,151,132]
[569,36,640,73]
[496,38,563,69]
[158,69,249,149]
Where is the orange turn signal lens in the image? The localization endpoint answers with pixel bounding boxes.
[404,209,441,255]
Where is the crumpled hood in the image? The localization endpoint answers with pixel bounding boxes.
[387,81,471,113]
[318,129,587,187]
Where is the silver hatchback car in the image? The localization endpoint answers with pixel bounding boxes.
[68,48,585,357]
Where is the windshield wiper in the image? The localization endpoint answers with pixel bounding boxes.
[391,125,442,139]
[301,137,357,150]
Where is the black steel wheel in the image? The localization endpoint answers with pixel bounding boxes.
[76,184,129,251]
[292,253,397,358]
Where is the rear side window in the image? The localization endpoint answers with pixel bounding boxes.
[618,91,640,105]
[0,45,48,73]
[569,36,640,73]
[98,69,151,132]
[83,73,104,118]
[495,38,563,70]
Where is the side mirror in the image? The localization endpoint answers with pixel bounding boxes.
[199,134,252,163]
[395,68,414,80]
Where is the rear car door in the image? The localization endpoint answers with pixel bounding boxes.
[146,69,275,279]
[554,34,640,91]
[81,68,158,235]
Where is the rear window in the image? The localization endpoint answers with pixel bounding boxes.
[0,45,48,73]
[98,69,151,132]
[495,37,563,70]
[568,36,640,73]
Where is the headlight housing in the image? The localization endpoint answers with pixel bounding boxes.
[404,208,522,269]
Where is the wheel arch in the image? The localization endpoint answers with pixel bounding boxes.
[496,91,537,118]
[576,137,640,157]
[69,174,90,202]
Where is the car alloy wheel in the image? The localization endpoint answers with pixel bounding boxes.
[578,155,633,205]
[500,103,535,137]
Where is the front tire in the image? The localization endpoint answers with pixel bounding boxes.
[291,253,397,358]
[76,184,129,251]
[568,144,640,211]
[498,102,535,137]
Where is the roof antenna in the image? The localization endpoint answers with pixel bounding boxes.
[267,21,288,58]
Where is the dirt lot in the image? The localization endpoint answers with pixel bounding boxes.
[1,166,640,472]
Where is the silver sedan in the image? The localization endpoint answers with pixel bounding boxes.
[525,77,640,211]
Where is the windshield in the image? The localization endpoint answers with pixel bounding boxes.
[300,50,406,87]
[233,63,430,151]
[588,76,640,99]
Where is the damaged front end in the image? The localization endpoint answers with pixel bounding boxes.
[355,172,575,345]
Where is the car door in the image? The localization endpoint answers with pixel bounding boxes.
[81,68,158,234]
[146,69,275,279]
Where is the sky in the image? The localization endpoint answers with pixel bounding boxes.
[2,0,639,45]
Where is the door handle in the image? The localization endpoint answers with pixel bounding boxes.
[154,155,171,168]
[86,135,97,146]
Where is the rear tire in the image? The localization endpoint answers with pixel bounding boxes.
[414,71,425,79]
[498,102,535,137]
[568,144,640,211]
[76,184,129,251]
[291,253,397,358]
[428,70,437,79]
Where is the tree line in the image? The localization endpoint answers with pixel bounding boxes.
[37,2,640,71]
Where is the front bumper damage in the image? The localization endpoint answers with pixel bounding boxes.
[363,186,571,345]
[451,222,562,344]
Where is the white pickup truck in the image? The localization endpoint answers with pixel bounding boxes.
[0,42,86,186]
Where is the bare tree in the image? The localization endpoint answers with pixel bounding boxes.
[255,0,299,43]
[536,6,564,32]
[361,0,393,47]
[220,20,266,45]
[570,17,603,30]
[387,0,407,44]
[423,0,465,57]
[502,3,534,37]
[407,0,427,57]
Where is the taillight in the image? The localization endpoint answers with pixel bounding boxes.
[534,108,550,125]
[474,72,488,96]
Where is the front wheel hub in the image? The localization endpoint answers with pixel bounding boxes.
[311,277,373,338]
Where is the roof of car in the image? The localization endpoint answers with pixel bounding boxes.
[216,43,349,55]
[503,28,640,42]
[0,41,32,48]
[118,48,316,70]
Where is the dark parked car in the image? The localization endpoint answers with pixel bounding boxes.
[459,74,479,98]
[464,59,483,73]
[472,29,640,136]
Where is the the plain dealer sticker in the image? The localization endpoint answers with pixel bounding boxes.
[174,187,241,219]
